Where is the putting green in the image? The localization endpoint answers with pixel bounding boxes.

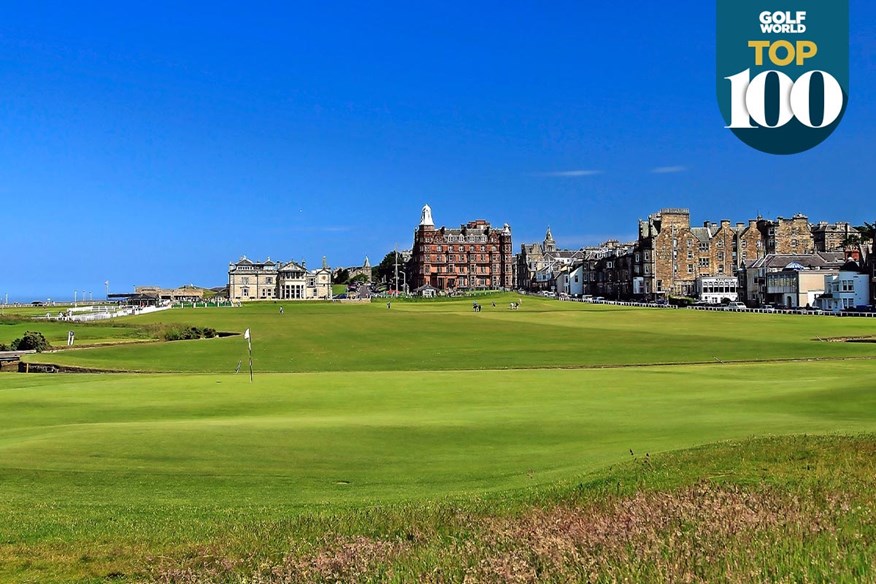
[3,360,875,514]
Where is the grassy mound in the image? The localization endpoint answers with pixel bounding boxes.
[3,434,875,582]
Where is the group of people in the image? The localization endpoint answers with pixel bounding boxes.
[471,300,521,311]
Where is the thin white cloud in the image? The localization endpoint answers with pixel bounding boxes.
[533,169,603,177]
[651,166,688,174]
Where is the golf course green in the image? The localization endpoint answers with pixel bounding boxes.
[2,295,876,582]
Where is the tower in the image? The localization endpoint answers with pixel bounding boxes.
[544,226,556,253]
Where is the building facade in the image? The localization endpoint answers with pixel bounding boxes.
[557,208,868,305]
[228,257,332,301]
[411,205,513,291]
[697,276,740,304]
[516,228,588,292]
[819,261,870,312]
[739,252,845,306]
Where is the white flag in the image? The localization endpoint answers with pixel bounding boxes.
[244,328,250,340]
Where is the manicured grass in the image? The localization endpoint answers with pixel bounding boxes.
[1,317,149,348]
[2,360,876,581]
[23,295,876,372]
[3,297,876,581]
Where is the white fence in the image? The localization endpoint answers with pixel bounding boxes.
[40,304,173,322]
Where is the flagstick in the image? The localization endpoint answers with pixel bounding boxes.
[244,328,254,382]
[248,344,254,383]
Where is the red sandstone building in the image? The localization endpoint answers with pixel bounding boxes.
[411,205,514,292]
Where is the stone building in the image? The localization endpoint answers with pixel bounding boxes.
[228,257,279,301]
[735,220,764,269]
[757,215,814,255]
[334,257,372,283]
[516,228,587,291]
[581,241,636,298]
[811,221,859,252]
[410,205,513,292]
[228,256,332,302]
[637,208,701,297]
[632,209,845,302]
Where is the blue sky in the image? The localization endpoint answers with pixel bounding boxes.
[1,1,874,300]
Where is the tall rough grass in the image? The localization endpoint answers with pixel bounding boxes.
[146,434,876,584]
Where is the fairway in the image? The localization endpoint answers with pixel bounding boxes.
[21,295,876,372]
[3,362,876,508]
[3,296,876,582]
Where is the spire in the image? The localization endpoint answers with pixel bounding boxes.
[322,256,328,269]
[420,204,434,227]
[544,226,556,252]
[364,256,371,268]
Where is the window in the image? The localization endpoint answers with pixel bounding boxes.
[699,243,708,251]
[699,258,710,267]
[687,264,694,273]
[687,251,693,259]
[242,277,250,285]
[718,265,724,273]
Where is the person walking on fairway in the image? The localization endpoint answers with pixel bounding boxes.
[279,306,284,315]
[387,302,391,310]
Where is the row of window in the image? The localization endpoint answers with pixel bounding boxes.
[442,234,489,244]
[427,254,500,262]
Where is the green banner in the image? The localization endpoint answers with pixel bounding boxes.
[717,1,849,154]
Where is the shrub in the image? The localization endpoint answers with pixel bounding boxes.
[11,331,52,352]
[153,324,217,342]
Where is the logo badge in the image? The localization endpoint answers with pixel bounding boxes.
[717,1,849,154]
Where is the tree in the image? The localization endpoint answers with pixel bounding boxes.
[11,331,51,352]
[372,251,412,290]
[332,268,350,285]
[853,222,875,263]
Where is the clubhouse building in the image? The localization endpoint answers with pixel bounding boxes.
[227,257,332,301]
